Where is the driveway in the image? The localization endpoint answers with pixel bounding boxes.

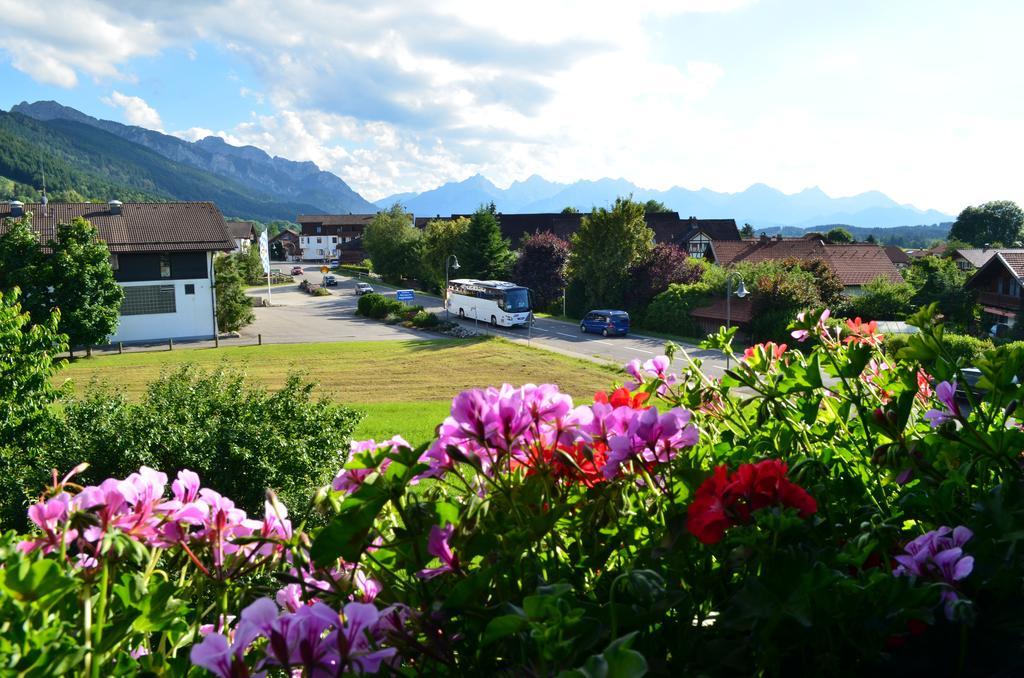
[246,265,734,377]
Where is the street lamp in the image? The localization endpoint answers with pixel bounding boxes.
[725,271,748,369]
[445,254,460,320]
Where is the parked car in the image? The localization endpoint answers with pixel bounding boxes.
[323,274,338,287]
[580,310,630,337]
[354,282,374,295]
[290,266,304,275]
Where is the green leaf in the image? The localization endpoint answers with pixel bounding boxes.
[481,613,528,646]
[0,559,75,604]
[311,483,390,565]
[560,632,648,678]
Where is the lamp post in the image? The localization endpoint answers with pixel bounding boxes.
[445,254,460,320]
[725,271,748,369]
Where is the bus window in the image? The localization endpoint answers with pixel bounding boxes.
[504,288,530,313]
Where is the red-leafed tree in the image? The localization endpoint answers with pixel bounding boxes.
[513,231,570,310]
[625,242,704,314]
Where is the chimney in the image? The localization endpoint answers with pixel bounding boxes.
[108,200,123,215]
[9,200,23,217]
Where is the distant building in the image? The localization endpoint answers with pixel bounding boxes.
[708,235,903,293]
[226,220,257,253]
[0,200,233,343]
[965,250,1024,329]
[297,214,376,261]
[269,228,300,260]
[414,211,741,254]
[883,245,911,270]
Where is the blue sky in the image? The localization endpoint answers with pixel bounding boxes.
[0,0,1020,213]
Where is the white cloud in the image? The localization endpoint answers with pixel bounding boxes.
[101,91,163,130]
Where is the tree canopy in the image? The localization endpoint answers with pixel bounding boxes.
[513,231,570,310]
[420,216,471,291]
[455,204,514,281]
[949,200,1024,247]
[642,199,671,214]
[740,223,755,238]
[825,227,854,244]
[569,197,653,308]
[363,203,421,282]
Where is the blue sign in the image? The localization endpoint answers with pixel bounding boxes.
[396,289,415,301]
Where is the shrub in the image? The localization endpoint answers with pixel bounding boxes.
[411,310,440,328]
[357,292,399,319]
[885,330,993,365]
[312,286,331,297]
[41,366,361,525]
[640,280,714,336]
[846,275,916,320]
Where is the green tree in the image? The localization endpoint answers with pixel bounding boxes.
[455,204,514,281]
[568,197,653,308]
[0,288,67,528]
[784,257,845,307]
[561,206,580,214]
[0,214,49,321]
[214,255,254,332]
[905,255,976,326]
[865,234,878,244]
[237,241,265,284]
[740,223,755,238]
[45,217,123,349]
[825,227,854,244]
[949,200,1024,247]
[270,239,285,261]
[420,216,470,291]
[643,199,671,213]
[363,204,421,282]
[845,275,916,321]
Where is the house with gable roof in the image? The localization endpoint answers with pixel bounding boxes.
[965,250,1024,329]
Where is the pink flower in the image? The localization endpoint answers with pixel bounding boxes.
[925,381,960,428]
[417,523,459,579]
[604,407,699,479]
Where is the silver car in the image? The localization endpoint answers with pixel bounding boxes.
[354,282,374,295]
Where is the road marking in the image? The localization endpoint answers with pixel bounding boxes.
[555,332,576,338]
[630,347,654,354]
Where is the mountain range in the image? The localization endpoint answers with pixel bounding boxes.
[10,100,376,218]
[3,100,953,229]
[378,174,954,229]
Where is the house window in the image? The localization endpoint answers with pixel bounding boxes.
[957,260,970,271]
[109,254,119,271]
[185,284,196,295]
[687,234,711,257]
[331,236,337,243]
[121,285,176,316]
[317,237,322,244]
[316,226,322,234]
[160,254,171,278]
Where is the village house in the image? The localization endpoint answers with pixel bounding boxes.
[965,250,1024,330]
[297,214,375,261]
[269,227,300,260]
[707,235,903,295]
[0,200,233,344]
[225,220,256,253]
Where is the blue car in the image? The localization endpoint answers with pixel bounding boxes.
[580,310,630,337]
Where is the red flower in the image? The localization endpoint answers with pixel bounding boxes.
[844,317,883,347]
[594,387,650,409]
[686,459,817,544]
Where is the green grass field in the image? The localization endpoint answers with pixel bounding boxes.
[59,338,621,447]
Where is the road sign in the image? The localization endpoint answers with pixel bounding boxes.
[396,289,415,301]
[320,266,329,274]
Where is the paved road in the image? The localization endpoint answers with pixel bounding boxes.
[248,264,733,377]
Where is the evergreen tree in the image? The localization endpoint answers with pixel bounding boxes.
[214,255,254,332]
[45,217,124,349]
[456,204,514,280]
[740,223,755,238]
[568,197,653,309]
[0,214,49,322]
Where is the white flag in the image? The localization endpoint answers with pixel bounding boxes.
[258,230,270,274]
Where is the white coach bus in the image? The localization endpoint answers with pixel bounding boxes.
[446,279,532,327]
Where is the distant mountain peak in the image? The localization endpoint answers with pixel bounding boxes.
[11,99,376,216]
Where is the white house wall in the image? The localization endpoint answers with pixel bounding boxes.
[108,253,217,343]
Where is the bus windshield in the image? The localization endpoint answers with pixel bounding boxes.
[502,287,531,313]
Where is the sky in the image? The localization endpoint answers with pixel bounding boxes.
[0,0,1020,213]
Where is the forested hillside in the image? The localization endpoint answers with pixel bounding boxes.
[0,112,322,221]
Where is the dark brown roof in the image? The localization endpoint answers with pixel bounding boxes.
[953,248,1024,269]
[709,237,903,286]
[0,202,233,253]
[225,220,256,240]
[297,214,376,236]
[268,229,299,243]
[883,246,910,265]
[297,214,377,226]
